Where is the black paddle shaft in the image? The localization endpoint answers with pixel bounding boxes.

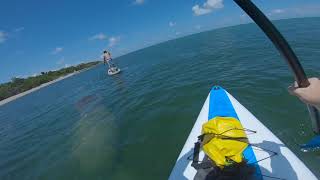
[234,0,309,87]
[233,0,320,134]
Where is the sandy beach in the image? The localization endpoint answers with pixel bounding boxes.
[0,71,79,107]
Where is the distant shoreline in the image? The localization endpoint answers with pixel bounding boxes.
[0,72,78,106]
[0,62,101,107]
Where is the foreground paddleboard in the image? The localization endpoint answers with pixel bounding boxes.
[169,86,316,180]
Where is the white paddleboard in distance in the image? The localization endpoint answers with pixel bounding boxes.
[169,86,317,180]
[108,67,121,76]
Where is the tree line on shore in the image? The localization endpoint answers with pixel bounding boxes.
[0,61,100,101]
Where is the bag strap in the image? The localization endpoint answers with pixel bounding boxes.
[191,136,215,170]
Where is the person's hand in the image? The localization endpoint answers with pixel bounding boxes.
[288,77,320,109]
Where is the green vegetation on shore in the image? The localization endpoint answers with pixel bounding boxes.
[0,61,100,101]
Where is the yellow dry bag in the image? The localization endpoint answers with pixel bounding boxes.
[201,116,248,168]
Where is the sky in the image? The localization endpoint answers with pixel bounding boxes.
[0,0,320,83]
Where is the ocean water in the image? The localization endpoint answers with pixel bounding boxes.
[0,17,320,180]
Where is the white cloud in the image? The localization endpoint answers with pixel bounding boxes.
[266,5,320,19]
[192,5,212,16]
[14,27,25,32]
[192,0,224,16]
[0,31,7,43]
[268,9,286,16]
[273,9,285,14]
[51,47,63,54]
[89,33,107,41]
[169,21,176,27]
[108,36,120,47]
[134,0,144,5]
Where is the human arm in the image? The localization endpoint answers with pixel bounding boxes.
[289,77,320,110]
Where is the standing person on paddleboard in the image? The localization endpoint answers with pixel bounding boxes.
[103,50,121,75]
[290,77,320,110]
[103,50,113,68]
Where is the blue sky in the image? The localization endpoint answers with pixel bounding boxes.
[1,0,320,83]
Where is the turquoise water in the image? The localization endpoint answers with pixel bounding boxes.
[1,17,320,179]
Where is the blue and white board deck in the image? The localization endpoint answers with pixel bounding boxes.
[169,86,316,180]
